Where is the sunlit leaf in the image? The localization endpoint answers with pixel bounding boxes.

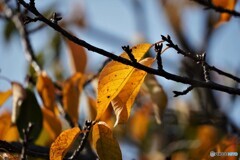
[35,108,62,146]
[50,127,81,160]
[92,121,122,160]
[0,89,12,107]
[212,0,237,26]
[143,74,167,124]
[88,96,114,128]
[112,57,155,126]
[63,73,84,125]
[66,39,87,73]
[129,104,151,142]
[96,43,152,120]
[36,71,56,112]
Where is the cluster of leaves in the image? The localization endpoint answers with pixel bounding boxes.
[0,0,240,159]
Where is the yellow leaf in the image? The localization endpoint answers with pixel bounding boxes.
[66,39,87,73]
[63,73,84,125]
[38,108,62,146]
[50,127,81,160]
[112,57,155,126]
[36,71,56,112]
[88,97,114,128]
[96,43,152,120]
[129,105,151,142]
[212,0,237,26]
[0,89,12,107]
[92,121,122,160]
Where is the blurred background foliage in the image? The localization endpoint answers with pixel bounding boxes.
[0,0,240,159]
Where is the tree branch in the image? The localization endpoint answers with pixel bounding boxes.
[17,0,240,96]
[2,2,42,73]
[192,0,240,17]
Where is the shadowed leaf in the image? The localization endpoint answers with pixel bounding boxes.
[92,121,122,160]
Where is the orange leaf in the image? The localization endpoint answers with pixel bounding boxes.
[92,121,122,160]
[36,108,62,146]
[0,111,19,142]
[112,57,155,126]
[3,126,19,142]
[129,105,151,142]
[63,73,84,125]
[50,127,81,160]
[66,39,87,73]
[0,89,12,107]
[212,0,237,26]
[0,111,12,140]
[96,43,152,120]
[36,71,56,112]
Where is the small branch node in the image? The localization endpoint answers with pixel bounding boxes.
[122,45,137,63]
[173,86,194,97]
[50,12,62,24]
[155,43,163,71]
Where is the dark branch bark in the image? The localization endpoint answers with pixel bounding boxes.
[192,0,240,17]
[17,0,240,96]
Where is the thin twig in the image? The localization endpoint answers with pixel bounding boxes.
[122,45,137,63]
[21,123,34,160]
[2,2,42,73]
[173,86,194,97]
[68,120,93,160]
[18,0,240,96]
[83,58,111,87]
[161,35,240,83]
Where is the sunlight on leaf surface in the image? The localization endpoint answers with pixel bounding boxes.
[96,43,152,120]
[50,127,81,160]
[112,57,155,126]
